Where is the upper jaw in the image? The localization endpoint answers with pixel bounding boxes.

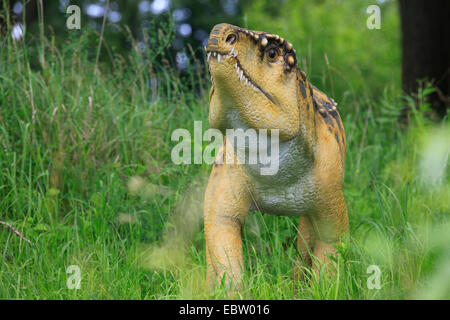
[206,47,237,65]
[206,48,268,97]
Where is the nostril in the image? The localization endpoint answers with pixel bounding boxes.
[226,33,237,44]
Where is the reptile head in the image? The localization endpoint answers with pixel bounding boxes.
[206,23,302,135]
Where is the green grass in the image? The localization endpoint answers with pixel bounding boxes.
[0,21,449,300]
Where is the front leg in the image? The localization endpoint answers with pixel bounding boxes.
[204,139,251,291]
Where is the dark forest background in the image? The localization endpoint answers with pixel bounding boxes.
[2,0,448,116]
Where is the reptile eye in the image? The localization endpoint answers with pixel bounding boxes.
[226,33,237,44]
[266,46,280,61]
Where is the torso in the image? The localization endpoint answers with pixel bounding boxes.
[222,87,344,217]
[243,136,317,216]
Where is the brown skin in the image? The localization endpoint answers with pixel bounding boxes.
[204,23,348,291]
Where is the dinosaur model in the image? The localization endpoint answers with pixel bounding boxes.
[204,23,348,290]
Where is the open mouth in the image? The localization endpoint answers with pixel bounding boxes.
[206,48,277,105]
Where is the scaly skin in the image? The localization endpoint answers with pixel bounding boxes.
[204,23,348,291]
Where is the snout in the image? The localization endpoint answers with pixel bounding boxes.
[206,23,239,54]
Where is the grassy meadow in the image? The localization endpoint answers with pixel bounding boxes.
[0,1,449,299]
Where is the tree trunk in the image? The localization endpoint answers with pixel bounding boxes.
[399,0,450,117]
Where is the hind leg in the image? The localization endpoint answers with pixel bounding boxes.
[293,215,315,280]
[310,193,349,279]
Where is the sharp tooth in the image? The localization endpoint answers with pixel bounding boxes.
[236,66,240,75]
[230,47,235,55]
[207,52,211,61]
[245,78,248,86]
[239,70,244,81]
[218,54,221,62]
[214,52,217,57]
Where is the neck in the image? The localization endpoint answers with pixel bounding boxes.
[295,71,317,162]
